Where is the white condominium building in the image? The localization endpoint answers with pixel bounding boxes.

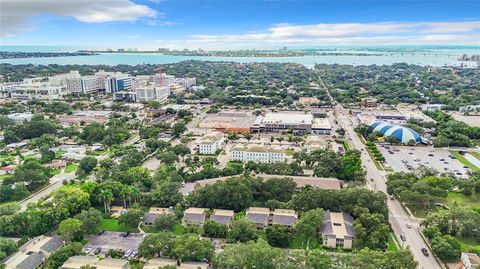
[199,131,224,155]
[66,76,105,94]
[136,86,170,102]
[230,144,285,163]
[48,70,81,86]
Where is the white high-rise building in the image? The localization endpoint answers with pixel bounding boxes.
[66,76,105,94]
[136,86,170,102]
[230,144,285,163]
[48,71,81,86]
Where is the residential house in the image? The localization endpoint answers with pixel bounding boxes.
[271,209,298,228]
[5,235,63,269]
[210,209,235,226]
[460,252,480,269]
[143,207,175,226]
[245,207,270,230]
[182,208,207,227]
[60,256,129,269]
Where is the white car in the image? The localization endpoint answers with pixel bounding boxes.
[406,223,412,228]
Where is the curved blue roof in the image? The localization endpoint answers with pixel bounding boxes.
[369,121,422,144]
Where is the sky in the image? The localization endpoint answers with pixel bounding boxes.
[1,0,479,50]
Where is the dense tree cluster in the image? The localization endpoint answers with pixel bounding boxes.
[3,115,58,144]
[424,110,480,147]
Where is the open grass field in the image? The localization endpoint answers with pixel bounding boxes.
[99,218,138,233]
[288,235,322,249]
[64,163,78,173]
[443,192,480,209]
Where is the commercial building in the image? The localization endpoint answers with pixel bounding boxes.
[260,112,313,134]
[48,71,81,86]
[200,111,256,133]
[362,97,378,107]
[182,208,207,227]
[106,74,132,93]
[460,252,480,269]
[320,211,355,249]
[370,121,424,145]
[136,86,170,102]
[312,118,332,135]
[422,104,445,112]
[4,235,63,269]
[230,144,285,163]
[198,131,224,155]
[7,112,33,123]
[10,81,67,100]
[246,207,297,230]
[60,256,129,269]
[210,209,235,226]
[143,207,175,226]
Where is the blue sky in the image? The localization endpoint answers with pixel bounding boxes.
[1,0,479,49]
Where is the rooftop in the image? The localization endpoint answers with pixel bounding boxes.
[320,211,355,238]
[312,118,332,129]
[263,112,313,125]
[231,144,284,153]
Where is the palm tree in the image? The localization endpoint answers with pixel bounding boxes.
[129,186,141,205]
[97,189,113,213]
[120,187,128,208]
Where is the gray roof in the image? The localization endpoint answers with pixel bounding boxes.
[210,215,233,225]
[183,213,206,223]
[246,212,269,225]
[40,235,63,253]
[272,215,297,226]
[143,213,160,224]
[320,211,355,237]
[16,252,44,269]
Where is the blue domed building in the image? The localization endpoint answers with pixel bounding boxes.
[370,121,422,144]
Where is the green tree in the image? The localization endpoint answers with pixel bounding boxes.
[227,219,258,243]
[59,218,84,242]
[151,181,183,207]
[40,146,56,164]
[118,209,143,229]
[353,212,390,250]
[265,224,292,247]
[172,122,187,137]
[431,235,462,262]
[296,208,324,249]
[74,208,103,235]
[203,220,228,239]
[172,234,215,262]
[306,249,332,269]
[153,214,176,231]
[138,232,176,259]
[77,156,98,175]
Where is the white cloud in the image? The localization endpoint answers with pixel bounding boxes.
[186,21,480,46]
[0,0,157,36]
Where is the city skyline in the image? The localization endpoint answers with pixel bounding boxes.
[1,0,479,49]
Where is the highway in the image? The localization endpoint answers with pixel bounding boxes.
[320,75,442,269]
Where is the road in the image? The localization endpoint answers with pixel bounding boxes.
[320,75,442,269]
[19,170,77,211]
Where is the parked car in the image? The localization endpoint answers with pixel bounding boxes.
[121,232,130,237]
[94,248,102,255]
[421,248,429,256]
[84,247,93,254]
[428,153,434,156]
[406,223,412,228]
[124,250,132,258]
[400,234,406,242]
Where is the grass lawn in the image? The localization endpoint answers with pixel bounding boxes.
[408,206,431,218]
[450,151,479,171]
[50,169,61,175]
[456,236,480,251]
[64,163,78,173]
[388,232,399,252]
[173,224,184,235]
[443,192,480,209]
[55,150,66,158]
[99,218,138,233]
[88,150,106,156]
[288,235,321,250]
[21,154,37,161]
[285,149,295,156]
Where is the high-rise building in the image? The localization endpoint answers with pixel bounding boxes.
[66,76,105,94]
[136,86,170,102]
[105,75,132,93]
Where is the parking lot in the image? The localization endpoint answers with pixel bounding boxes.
[378,145,471,178]
[84,232,145,255]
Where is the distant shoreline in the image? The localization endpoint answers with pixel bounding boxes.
[0,51,98,59]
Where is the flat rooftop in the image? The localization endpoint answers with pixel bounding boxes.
[263,112,313,125]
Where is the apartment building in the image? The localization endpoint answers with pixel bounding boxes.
[198,131,224,155]
[5,235,63,269]
[60,256,129,269]
[230,145,285,163]
[66,76,105,94]
[245,207,297,230]
[320,211,355,249]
